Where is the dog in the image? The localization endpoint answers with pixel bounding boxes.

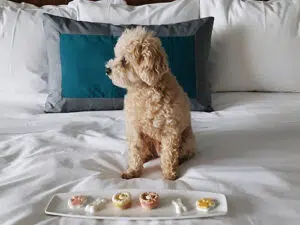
[106,27,195,180]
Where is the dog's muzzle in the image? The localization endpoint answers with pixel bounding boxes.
[105,67,112,76]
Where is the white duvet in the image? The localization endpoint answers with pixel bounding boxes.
[1,92,300,225]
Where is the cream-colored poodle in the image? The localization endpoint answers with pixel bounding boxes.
[106,27,195,180]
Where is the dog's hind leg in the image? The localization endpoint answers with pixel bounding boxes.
[179,126,195,165]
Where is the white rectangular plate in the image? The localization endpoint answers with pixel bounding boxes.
[45,189,227,220]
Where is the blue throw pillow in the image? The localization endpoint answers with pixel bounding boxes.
[60,35,125,99]
[43,14,214,112]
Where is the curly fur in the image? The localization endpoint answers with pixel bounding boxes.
[106,27,195,180]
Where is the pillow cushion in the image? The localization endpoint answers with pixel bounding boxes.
[69,0,200,25]
[0,4,76,94]
[43,14,214,112]
[199,0,300,92]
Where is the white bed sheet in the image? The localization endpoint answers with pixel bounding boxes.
[1,92,300,225]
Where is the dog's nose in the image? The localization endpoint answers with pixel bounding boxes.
[105,67,112,76]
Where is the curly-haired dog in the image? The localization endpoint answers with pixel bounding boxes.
[106,27,195,180]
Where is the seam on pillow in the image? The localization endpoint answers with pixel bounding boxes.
[10,6,22,92]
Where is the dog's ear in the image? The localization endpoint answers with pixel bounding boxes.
[137,37,169,86]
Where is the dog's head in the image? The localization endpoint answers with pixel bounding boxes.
[105,26,169,89]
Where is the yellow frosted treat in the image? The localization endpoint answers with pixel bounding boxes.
[112,192,132,209]
[196,198,217,213]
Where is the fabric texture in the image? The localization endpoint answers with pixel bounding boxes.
[69,0,200,25]
[199,0,300,92]
[2,92,300,225]
[43,14,214,112]
[0,3,76,94]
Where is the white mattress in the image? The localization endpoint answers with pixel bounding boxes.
[1,92,300,225]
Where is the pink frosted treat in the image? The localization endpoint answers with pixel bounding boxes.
[68,195,88,209]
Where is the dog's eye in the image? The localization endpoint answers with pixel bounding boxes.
[121,57,126,67]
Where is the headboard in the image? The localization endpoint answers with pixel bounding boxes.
[11,0,71,6]
[8,0,269,7]
[125,0,174,5]
[9,0,174,6]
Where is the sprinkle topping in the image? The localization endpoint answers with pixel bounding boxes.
[197,198,216,209]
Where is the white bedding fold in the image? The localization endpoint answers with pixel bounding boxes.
[1,93,300,225]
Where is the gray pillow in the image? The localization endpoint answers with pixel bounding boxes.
[43,14,214,112]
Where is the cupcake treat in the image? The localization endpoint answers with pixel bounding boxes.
[68,195,88,209]
[85,198,107,214]
[172,198,187,214]
[196,198,217,213]
[112,192,132,209]
[139,192,160,210]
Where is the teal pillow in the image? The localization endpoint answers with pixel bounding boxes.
[60,35,124,98]
[60,34,197,99]
[43,14,214,112]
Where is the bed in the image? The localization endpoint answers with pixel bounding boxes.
[1,92,300,225]
[1,0,300,224]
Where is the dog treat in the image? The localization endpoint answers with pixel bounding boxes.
[196,198,217,213]
[68,195,88,209]
[85,198,107,214]
[139,192,159,210]
[112,192,132,209]
[172,198,187,214]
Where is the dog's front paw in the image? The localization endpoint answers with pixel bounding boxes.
[163,171,178,180]
[121,170,141,179]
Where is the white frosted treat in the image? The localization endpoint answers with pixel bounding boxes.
[172,198,187,214]
[85,198,107,214]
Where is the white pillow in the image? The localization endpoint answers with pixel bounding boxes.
[200,0,300,92]
[69,0,200,25]
[0,3,76,94]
